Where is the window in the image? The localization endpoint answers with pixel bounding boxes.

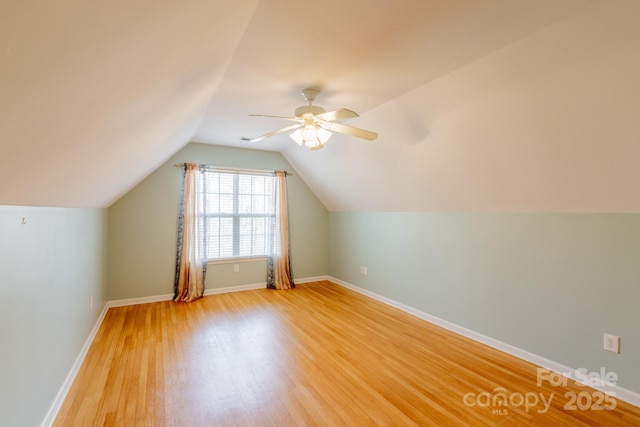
[199,169,276,261]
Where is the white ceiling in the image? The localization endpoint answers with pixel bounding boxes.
[2,0,639,211]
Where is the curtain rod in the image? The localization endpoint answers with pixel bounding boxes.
[174,163,292,176]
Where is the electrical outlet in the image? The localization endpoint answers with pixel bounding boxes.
[363,266,368,275]
[90,296,93,312]
[233,264,240,273]
[360,266,364,274]
[604,333,620,353]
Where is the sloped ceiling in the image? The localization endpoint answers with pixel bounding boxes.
[2,0,639,211]
[0,0,260,207]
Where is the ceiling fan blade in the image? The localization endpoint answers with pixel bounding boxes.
[249,114,300,122]
[317,120,378,141]
[315,108,359,121]
[241,123,302,143]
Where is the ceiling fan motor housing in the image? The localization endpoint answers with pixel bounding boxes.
[295,87,325,117]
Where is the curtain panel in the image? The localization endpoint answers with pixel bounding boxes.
[267,170,294,290]
[174,163,207,302]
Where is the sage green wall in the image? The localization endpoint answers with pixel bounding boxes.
[329,212,640,394]
[108,143,329,300]
[0,206,108,427]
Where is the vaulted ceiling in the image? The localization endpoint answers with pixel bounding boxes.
[2,0,639,211]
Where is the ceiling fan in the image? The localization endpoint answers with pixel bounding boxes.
[241,88,377,150]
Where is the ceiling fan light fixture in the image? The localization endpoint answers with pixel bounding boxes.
[290,124,332,149]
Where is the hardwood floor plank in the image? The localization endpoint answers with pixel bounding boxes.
[54,281,640,426]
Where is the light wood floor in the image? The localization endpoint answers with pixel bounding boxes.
[55,281,640,426]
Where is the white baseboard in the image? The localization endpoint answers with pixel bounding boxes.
[203,276,330,295]
[205,282,265,295]
[106,276,330,306]
[295,275,330,284]
[107,293,174,307]
[328,276,640,409]
[40,303,110,427]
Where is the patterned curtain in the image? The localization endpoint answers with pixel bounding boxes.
[267,171,294,290]
[174,163,207,302]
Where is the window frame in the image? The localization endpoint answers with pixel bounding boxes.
[199,168,276,264]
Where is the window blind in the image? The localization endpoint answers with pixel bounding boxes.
[199,169,276,260]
